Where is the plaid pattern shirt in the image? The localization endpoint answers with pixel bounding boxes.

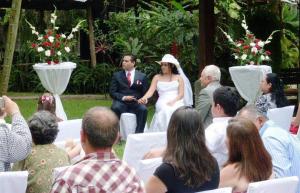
[0,113,32,171]
[51,151,145,193]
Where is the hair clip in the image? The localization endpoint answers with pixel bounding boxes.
[41,95,53,104]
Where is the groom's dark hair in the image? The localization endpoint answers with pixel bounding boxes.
[123,54,137,64]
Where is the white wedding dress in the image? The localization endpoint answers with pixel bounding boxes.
[146,80,184,132]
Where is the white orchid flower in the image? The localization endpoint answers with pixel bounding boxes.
[241,54,247,60]
[65,47,71,53]
[72,27,78,32]
[54,27,59,30]
[31,30,37,34]
[38,36,43,40]
[51,19,55,24]
[57,51,62,56]
[61,34,66,38]
[48,36,54,43]
[251,47,258,53]
[265,56,270,60]
[257,41,264,47]
[250,42,256,47]
[34,32,39,36]
[45,50,51,56]
[250,61,255,65]
[237,43,242,47]
[37,47,44,52]
[260,55,266,60]
[67,33,74,40]
[234,55,239,59]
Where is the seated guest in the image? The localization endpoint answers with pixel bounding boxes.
[205,86,240,167]
[219,118,273,193]
[146,106,219,193]
[255,73,288,114]
[238,105,300,193]
[13,111,70,193]
[37,92,63,122]
[51,107,145,193]
[0,96,32,172]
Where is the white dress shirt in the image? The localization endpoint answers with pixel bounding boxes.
[205,117,232,168]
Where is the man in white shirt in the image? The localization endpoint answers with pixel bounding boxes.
[205,86,240,168]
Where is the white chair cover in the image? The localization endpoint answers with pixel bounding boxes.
[0,171,28,193]
[229,65,272,104]
[55,119,82,142]
[246,176,299,193]
[33,62,76,120]
[123,132,167,170]
[267,105,295,131]
[197,187,233,193]
[119,113,148,140]
[52,166,69,181]
[136,157,162,183]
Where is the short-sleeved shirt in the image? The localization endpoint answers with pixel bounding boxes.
[13,143,70,193]
[154,161,220,193]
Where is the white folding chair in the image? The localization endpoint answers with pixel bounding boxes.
[120,113,148,140]
[55,119,82,142]
[123,132,166,170]
[197,187,232,193]
[267,105,295,131]
[52,166,69,181]
[0,171,28,193]
[136,157,162,183]
[246,176,299,193]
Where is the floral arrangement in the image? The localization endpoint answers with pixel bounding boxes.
[26,9,84,65]
[221,16,278,65]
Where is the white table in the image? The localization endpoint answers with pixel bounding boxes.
[33,62,76,120]
[229,65,272,104]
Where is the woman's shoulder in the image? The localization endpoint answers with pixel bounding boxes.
[221,163,241,179]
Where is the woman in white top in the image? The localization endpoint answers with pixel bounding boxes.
[138,54,192,132]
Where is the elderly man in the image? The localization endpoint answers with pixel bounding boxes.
[195,65,221,128]
[51,107,145,193]
[0,96,32,171]
[238,105,300,193]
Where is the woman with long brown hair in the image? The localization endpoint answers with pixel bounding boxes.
[219,118,273,193]
[145,106,219,193]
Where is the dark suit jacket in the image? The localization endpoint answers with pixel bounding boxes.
[109,70,149,103]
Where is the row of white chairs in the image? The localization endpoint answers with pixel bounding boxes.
[0,170,298,193]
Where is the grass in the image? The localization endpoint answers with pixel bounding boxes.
[9,94,155,158]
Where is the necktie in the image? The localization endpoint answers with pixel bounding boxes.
[127,72,131,86]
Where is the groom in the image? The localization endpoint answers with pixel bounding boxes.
[109,54,149,133]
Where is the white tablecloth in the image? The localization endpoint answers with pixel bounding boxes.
[229,65,272,104]
[33,62,76,120]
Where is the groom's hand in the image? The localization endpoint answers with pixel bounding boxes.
[123,96,137,101]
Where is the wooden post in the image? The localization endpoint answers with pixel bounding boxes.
[198,0,215,77]
[87,5,97,68]
[0,0,22,95]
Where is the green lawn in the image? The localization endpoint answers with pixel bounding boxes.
[10,95,155,158]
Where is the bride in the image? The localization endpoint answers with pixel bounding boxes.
[138,54,193,132]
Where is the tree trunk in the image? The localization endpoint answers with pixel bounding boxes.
[198,0,215,77]
[87,5,97,68]
[0,0,22,95]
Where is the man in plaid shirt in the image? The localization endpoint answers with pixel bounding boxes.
[0,96,32,172]
[51,107,145,193]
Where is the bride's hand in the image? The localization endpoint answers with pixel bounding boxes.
[167,100,175,106]
[138,97,148,104]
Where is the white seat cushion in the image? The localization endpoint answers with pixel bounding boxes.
[0,171,28,193]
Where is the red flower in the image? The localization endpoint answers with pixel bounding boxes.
[44,35,49,39]
[247,34,254,39]
[42,42,52,47]
[56,34,61,39]
[31,43,37,48]
[55,42,60,48]
[47,61,52,65]
[50,49,55,55]
[243,45,250,50]
[255,45,261,50]
[47,30,52,35]
[265,50,271,55]
[54,60,59,64]
[238,40,244,44]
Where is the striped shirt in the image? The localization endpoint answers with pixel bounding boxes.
[260,120,300,193]
[0,113,32,171]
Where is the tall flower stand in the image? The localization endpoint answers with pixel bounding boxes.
[33,62,76,120]
[229,65,272,104]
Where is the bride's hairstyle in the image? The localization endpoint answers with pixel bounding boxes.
[160,63,179,75]
[163,106,217,187]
